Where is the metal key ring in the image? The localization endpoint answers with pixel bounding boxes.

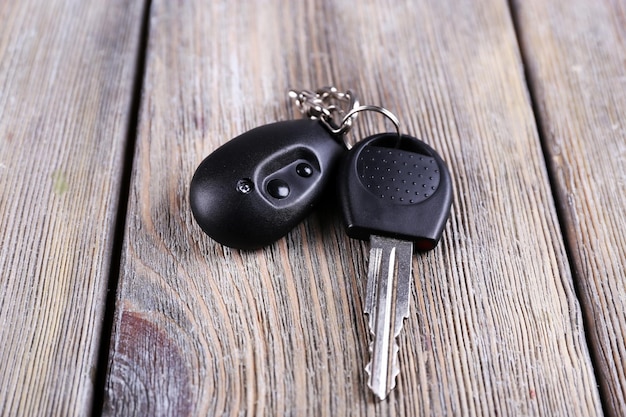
[289,87,402,149]
[331,105,402,150]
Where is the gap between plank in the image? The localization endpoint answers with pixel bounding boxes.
[506,1,610,416]
[90,0,153,415]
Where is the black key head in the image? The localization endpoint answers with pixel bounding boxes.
[339,133,453,251]
[190,119,345,249]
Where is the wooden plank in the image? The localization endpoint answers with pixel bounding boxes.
[104,0,603,415]
[0,0,144,415]
[512,1,626,415]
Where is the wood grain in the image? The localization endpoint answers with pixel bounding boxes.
[512,1,626,415]
[0,0,144,415]
[105,0,603,416]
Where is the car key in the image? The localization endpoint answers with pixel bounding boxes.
[339,132,453,400]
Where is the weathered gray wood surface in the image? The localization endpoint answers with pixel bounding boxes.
[0,0,144,415]
[514,1,626,415]
[1,0,624,416]
[102,0,610,415]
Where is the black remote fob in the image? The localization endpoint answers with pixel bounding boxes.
[190,119,345,249]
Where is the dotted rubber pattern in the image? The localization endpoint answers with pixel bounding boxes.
[357,145,441,205]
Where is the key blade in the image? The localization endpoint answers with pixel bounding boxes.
[364,235,413,400]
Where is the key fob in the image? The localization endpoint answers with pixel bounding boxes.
[190,119,345,249]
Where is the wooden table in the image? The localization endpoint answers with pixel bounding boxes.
[1,0,624,416]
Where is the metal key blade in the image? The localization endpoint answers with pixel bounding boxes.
[364,235,413,400]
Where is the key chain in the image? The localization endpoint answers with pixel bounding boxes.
[189,87,453,400]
